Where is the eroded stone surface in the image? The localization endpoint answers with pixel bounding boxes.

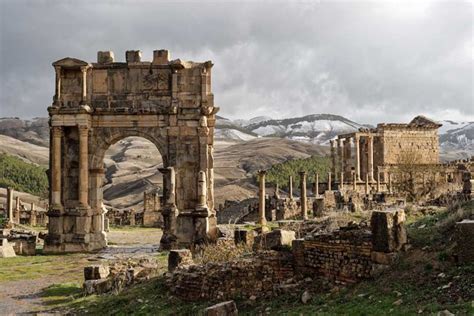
[45,49,218,253]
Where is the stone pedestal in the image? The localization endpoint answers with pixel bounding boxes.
[455,220,474,263]
[371,210,407,253]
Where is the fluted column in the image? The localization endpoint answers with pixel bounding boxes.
[51,127,62,208]
[258,170,267,226]
[354,135,361,181]
[78,126,89,207]
[367,134,375,182]
[299,171,307,220]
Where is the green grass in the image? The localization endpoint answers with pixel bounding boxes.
[0,254,87,283]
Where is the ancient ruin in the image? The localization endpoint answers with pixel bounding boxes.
[45,49,218,253]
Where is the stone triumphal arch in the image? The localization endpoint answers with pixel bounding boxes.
[44,49,218,253]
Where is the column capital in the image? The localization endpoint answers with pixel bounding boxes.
[51,126,64,136]
[299,170,306,176]
[78,125,89,134]
[257,170,267,176]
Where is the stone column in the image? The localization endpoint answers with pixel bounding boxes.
[344,138,352,177]
[129,210,136,226]
[328,172,332,191]
[51,127,62,208]
[367,134,375,182]
[330,140,336,176]
[197,170,207,208]
[258,170,267,226]
[6,187,13,224]
[314,173,319,197]
[299,171,307,220]
[275,183,280,199]
[78,126,89,207]
[80,66,88,104]
[30,203,37,226]
[288,175,293,200]
[15,196,20,224]
[54,66,61,105]
[339,172,344,191]
[337,138,344,181]
[354,135,361,181]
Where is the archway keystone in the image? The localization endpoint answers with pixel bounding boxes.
[44,50,218,253]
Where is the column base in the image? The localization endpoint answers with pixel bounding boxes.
[43,232,107,254]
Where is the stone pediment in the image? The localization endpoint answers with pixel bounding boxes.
[52,57,89,68]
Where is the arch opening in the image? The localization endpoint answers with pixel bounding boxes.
[98,136,165,245]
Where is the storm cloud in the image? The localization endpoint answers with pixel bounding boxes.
[0,0,472,124]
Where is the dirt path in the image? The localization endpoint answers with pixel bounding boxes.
[0,228,163,315]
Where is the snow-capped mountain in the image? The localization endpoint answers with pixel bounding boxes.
[1,115,472,159]
[216,114,365,144]
[439,121,474,160]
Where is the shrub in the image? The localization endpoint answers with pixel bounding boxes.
[0,154,48,198]
[259,155,330,190]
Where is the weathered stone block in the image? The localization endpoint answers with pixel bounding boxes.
[455,220,474,263]
[84,265,110,280]
[126,50,141,63]
[204,301,238,316]
[153,49,170,65]
[83,278,112,295]
[168,249,193,272]
[234,229,254,247]
[0,239,16,258]
[97,51,114,64]
[371,210,407,253]
[254,229,295,250]
[371,251,398,265]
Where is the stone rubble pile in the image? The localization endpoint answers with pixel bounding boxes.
[83,257,160,295]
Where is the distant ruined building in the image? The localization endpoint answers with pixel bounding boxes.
[45,49,218,253]
[331,115,442,183]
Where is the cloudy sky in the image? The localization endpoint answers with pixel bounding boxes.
[0,0,472,124]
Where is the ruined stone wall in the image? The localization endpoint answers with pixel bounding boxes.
[292,229,373,283]
[169,251,294,301]
[378,127,439,165]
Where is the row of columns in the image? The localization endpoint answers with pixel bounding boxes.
[5,187,38,225]
[50,125,89,210]
[330,134,375,183]
[257,170,310,225]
